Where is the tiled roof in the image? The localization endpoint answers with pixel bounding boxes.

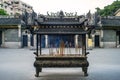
[34,28,87,34]
[101,17,120,27]
[0,18,25,25]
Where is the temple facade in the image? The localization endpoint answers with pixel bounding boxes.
[30,11,120,48]
[1,10,120,48]
[90,14,120,48]
[30,11,93,48]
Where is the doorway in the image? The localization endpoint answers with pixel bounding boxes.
[95,35,100,47]
[118,31,120,44]
[22,35,28,47]
[117,31,120,45]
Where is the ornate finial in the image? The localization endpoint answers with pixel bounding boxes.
[59,10,64,17]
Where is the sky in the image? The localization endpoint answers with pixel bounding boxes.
[21,0,115,15]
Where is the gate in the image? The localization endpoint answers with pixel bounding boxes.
[95,35,100,47]
[22,35,28,47]
[119,32,120,44]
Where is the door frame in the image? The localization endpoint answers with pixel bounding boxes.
[95,35,100,47]
[22,35,28,47]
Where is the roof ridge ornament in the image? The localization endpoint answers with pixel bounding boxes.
[46,11,78,17]
[59,10,64,17]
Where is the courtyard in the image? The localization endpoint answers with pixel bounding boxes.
[0,48,120,80]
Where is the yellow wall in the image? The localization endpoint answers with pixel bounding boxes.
[115,9,120,16]
[88,39,92,47]
[115,12,120,16]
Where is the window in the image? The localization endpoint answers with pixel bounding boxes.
[11,2,13,4]
[0,4,3,7]
[11,13,13,15]
[14,1,19,4]
[11,8,13,10]
[5,6,7,8]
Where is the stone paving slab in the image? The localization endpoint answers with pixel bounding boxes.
[0,48,120,80]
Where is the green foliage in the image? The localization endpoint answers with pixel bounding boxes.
[0,9,8,15]
[96,0,120,16]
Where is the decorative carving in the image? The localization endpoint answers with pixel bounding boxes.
[46,11,78,17]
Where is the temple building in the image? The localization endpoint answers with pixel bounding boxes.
[1,10,120,48]
[30,11,93,48]
[0,17,25,48]
[0,11,36,48]
[90,10,120,48]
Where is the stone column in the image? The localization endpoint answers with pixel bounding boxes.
[100,30,103,48]
[33,26,37,48]
[86,34,88,49]
[75,35,79,53]
[34,35,36,48]
[92,34,95,48]
[75,35,78,47]
[45,35,48,48]
[18,25,21,38]
[18,25,21,47]
[28,34,30,47]
[1,31,5,47]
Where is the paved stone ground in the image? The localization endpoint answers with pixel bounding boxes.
[0,48,120,80]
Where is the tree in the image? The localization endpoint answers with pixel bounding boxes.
[96,0,120,16]
[0,9,8,15]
